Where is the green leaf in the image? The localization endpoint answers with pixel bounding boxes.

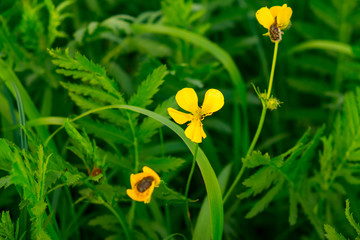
[345,199,360,235]
[245,180,284,219]
[153,182,186,203]
[240,166,279,198]
[49,48,124,100]
[0,211,17,240]
[129,65,167,108]
[0,175,12,189]
[242,151,271,168]
[140,157,185,173]
[309,0,340,29]
[161,0,192,28]
[324,224,347,240]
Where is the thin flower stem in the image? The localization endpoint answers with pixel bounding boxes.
[246,104,267,156]
[184,143,199,234]
[184,143,199,199]
[267,41,279,98]
[223,163,246,203]
[223,42,279,203]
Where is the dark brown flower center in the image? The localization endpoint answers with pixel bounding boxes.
[136,176,154,193]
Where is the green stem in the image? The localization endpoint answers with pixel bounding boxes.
[223,164,246,204]
[223,42,279,203]
[267,41,279,98]
[246,104,267,156]
[184,143,199,234]
[184,144,199,199]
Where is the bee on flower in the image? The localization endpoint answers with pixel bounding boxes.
[126,166,161,204]
[168,88,224,143]
[256,4,292,42]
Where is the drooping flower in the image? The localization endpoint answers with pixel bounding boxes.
[126,166,161,204]
[168,88,224,143]
[256,4,292,42]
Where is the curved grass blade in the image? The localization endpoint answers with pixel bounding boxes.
[0,59,57,152]
[287,40,354,56]
[45,104,224,240]
[11,82,27,150]
[131,23,249,156]
[193,163,232,240]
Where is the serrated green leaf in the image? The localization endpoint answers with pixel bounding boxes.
[324,224,347,240]
[129,65,167,108]
[0,175,12,189]
[49,48,124,100]
[241,166,279,197]
[0,211,17,240]
[245,180,284,219]
[242,151,270,168]
[153,182,186,203]
[345,199,360,235]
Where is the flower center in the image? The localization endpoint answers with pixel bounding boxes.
[136,176,154,193]
[194,108,213,121]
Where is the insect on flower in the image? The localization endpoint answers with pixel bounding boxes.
[168,88,224,143]
[256,4,292,42]
[126,166,160,204]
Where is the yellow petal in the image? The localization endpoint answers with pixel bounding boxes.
[201,89,224,115]
[269,6,282,18]
[168,108,193,125]
[144,184,155,204]
[256,7,274,29]
[143,166,161,186]
[185,119,205,143]
[127,189,148,202]
[175,88,199,114]
[272,4,292,29]
[130,172,148,188]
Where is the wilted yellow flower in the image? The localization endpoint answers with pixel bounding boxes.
[126,166,160,204]
[256,4,292,42]
[168,88,224,143]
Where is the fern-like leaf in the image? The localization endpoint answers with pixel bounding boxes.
[128,65,167,108]
[49,48,124,100]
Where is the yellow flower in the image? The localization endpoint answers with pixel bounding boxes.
[168,88,224,143]
[256,4,292,42]
[126,166,161,204]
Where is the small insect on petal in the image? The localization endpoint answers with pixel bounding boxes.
[136,176,155,193]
